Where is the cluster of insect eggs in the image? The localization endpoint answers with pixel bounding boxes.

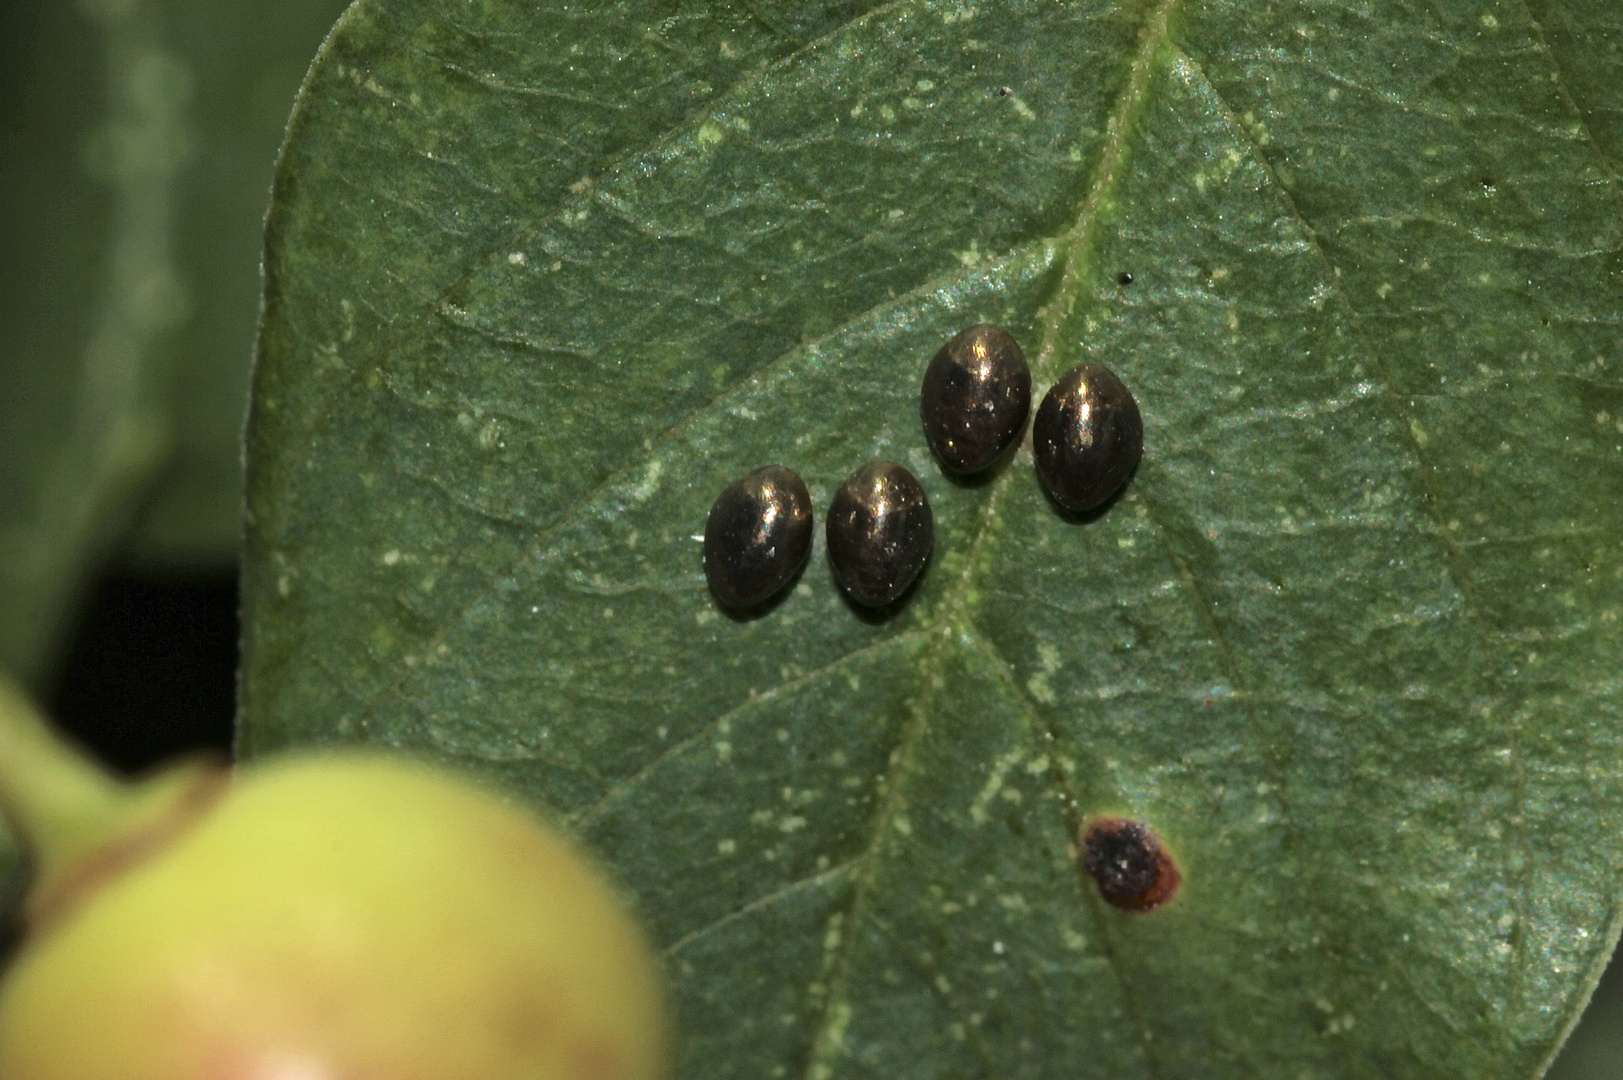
[700,330,1171,913]
[702,324,1143,612]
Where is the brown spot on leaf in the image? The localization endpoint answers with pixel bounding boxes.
[1081,817,1180,912]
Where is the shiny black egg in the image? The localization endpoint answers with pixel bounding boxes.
[919,324,1031,476]
[703,465,814,608]
[826,461,933,607]
[1032,364,1142,513]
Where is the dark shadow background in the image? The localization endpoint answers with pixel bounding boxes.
[49,570,237,773]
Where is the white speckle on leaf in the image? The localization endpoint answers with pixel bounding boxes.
[382,549,402,566]
[971,749,1024,823]
[507,251,525,265]
[630,459,664,502]
[717,839,737,856]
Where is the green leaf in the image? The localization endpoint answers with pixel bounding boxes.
[242,1,1623,1076]
[0,0,347,682]
[124,0,355,565]
[0,0,164,681]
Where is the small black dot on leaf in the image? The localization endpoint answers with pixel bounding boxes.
[1081,817,1180,912]
[1117,272,1134,285]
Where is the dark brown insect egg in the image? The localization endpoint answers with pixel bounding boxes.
[826,461,933,607]
[1081,817,1180,912]
[1033,364,1143,512]
[703,465,814,609]
[919,324,1032,476]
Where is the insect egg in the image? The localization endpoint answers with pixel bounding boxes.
[919,323,1031,476]
[826,461,933,608]
[703,465,814,609]
[1032,364,1143,513]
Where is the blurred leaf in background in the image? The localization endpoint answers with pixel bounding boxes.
[0,0,346,898]
[0,0,349,686]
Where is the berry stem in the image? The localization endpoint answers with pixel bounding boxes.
[0,670,123,872]
[0,668,225,928]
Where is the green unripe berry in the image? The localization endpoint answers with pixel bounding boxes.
[0,678,668,1080]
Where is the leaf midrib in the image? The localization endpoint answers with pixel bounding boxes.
[793,1,1184,1076]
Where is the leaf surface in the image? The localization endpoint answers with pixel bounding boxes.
[243,1,1623,1076]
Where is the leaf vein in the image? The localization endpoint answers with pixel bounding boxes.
[271,0,915,456]
[570,631,925,828]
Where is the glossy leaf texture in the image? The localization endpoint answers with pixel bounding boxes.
[242,2,1623,1077]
